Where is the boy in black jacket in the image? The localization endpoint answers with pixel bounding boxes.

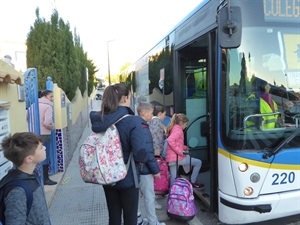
[137,102,165,225]
[0,132,51,225]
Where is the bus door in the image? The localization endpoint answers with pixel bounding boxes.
[175,33,213,208]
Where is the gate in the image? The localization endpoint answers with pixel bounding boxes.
[24,68,42,177]
[24,68,40,134]
[24,69,57,176]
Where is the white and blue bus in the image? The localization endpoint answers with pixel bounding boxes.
[120,0,300,224]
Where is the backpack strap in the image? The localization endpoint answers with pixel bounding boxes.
[114,114,131,125]
[126,153,139,188]
[114,114,139,187]
[4,180,34,217]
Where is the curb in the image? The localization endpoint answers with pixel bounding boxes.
[188,216,203,225]
[45,122,91,208]
[44,172,64,207]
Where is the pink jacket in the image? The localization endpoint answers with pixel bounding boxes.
[165,124,188,163]
[39,97,55,135]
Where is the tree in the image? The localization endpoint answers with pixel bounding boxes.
[26,8,98,100]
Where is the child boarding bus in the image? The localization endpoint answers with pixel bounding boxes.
[120,0,300,224]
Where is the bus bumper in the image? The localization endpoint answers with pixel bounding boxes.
[218,189,300,224]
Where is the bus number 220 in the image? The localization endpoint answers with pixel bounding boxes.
[272,172,295,185]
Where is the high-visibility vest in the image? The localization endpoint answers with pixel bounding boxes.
[245,93,258,130]
[260,98,278,129]
[246,120,255,130]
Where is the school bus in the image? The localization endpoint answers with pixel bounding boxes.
[121,0,300,224]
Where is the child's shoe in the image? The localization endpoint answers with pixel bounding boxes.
[142,218,149,225]
[192,181,204,189]
[137,212,143,225]
[155,201,162,210]
[151,222,166,225]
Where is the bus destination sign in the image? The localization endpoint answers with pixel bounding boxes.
[264,0,300,22]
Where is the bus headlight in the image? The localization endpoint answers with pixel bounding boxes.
[238,163,248,172]
[250,173,260,183]
[244,187,253,196]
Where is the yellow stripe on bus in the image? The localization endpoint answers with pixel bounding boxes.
[218,149,300,170]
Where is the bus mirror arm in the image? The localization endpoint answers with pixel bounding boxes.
[263,127,300,159]
[225,2,235,36]
[218,3,242,48]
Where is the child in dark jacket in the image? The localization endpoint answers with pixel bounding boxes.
[137,102,165,225]
[0,132,51,225]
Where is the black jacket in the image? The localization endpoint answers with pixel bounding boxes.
[90,106,148,189]
[0,168,39,190]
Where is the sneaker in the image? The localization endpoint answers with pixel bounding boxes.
[192,181,204,189]
[155,222,166,225]
[150,222,165,225]
[142,218,149,225]
[155,201,162,210]
[137,212,143,225]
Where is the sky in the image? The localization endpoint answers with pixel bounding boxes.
[0,0,202,77]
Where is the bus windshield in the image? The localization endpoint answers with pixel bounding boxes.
[225,12,300,151]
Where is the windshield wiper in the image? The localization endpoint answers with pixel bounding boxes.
[263,127,300,159]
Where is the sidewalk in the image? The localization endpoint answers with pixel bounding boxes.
[45,123,203,225]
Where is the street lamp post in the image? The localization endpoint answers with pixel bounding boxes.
[107,40,115,85]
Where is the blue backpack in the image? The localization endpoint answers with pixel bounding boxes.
[0,179,33,225]
[161,139,168,159]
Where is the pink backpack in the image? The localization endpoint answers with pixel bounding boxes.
[154,156,170,196]
[167,177,197,221]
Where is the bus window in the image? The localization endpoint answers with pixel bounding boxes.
[224,25,300,151]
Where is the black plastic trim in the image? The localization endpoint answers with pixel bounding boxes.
[220,197,272,213]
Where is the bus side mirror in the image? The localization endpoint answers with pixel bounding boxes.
[218,6,242,48]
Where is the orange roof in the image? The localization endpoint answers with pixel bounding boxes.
[0,59,24,85]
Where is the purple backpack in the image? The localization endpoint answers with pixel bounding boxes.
[167,177,197,221]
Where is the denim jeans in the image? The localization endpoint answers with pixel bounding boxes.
[169,155,202,186]
[139,174,159,225]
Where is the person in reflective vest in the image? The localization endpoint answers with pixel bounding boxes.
[258,81,278,129]
[245,92,260,130]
